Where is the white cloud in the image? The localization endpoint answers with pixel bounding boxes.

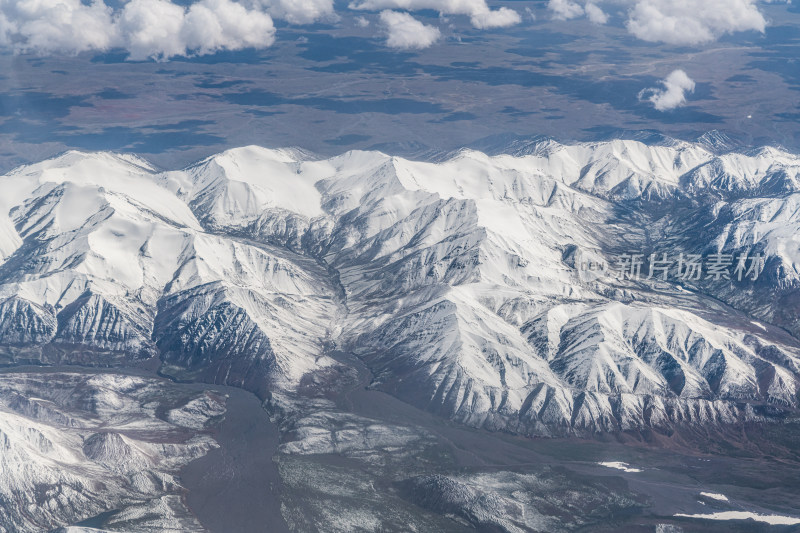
[0,0,275,59]
[0,0,117,54]
[116,0,187,59]
[546,0,768,44]
[548,0,584,20]
[0,11,12,46]
[524,7,535,21]
[183,0,276,54]
[355,15,371,26]
[118,0,275,60]
[639,69,696,111]
[470,6,520,28]
[350,0,520,29]
[625,0,767,45]
[256,0,336,25]
[380,10,440,49]
[584,2,607,24]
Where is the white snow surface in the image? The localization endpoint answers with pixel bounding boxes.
[0,372,223,533]
[674,510,800,525]
[700,492,729,501]
[597,462,643,473]
[1,141,799,435]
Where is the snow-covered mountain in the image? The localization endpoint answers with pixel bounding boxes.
[1,140,799,436]
[0,372,223,533]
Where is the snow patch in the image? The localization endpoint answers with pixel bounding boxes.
[675,511,800,525]
[597,461,642,473]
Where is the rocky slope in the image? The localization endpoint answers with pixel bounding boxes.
[0,141,798,438]
[0,371,224,533]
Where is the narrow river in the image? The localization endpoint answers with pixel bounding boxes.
[181,384,288,533]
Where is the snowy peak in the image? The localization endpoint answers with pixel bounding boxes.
[0,140,799,436]
[181,145,325,225]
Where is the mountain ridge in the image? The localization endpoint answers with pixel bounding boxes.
[0,139,798,437]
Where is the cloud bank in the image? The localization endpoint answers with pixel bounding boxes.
[1,0,773,59]
[0,0,116,53]
[257,0,336,25]
[547,0,585,21]
[547,0,607,24]
[584,3,608,24]
[626,0,766,45]
[546,0,768,45]
[639,69,696,111]
[350,0,521,29]
[380,10,441,49]
[0,0,521,58]
[0,0,276,59]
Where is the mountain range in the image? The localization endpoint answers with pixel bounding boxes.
[0,139,799,440]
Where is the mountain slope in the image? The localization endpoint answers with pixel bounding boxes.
[0,372,222,533]
[0,140,798,436]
